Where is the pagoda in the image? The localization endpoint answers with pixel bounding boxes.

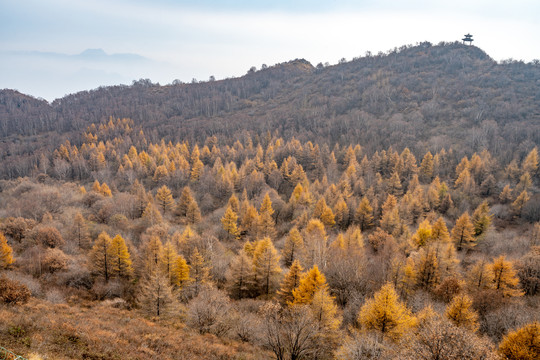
[462,33,473,45]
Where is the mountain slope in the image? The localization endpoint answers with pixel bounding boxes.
[1,41,539,179]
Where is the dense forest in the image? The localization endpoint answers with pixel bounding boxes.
[1,42,540,360]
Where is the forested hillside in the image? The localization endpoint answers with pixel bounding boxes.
[1,41,540,360]
[1,42,539,179]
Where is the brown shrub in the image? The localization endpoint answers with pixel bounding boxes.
[32,226,64,248]
[0,276,31,304]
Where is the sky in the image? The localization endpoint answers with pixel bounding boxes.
[1,0,539,102]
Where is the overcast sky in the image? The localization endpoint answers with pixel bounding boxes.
[1,0,539,101]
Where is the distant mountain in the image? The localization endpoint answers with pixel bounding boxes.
[0,41,539,179]
[3,49,149,63]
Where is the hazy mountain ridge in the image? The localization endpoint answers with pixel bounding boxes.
[1,41,539,178]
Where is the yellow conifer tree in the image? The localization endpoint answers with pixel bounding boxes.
[445,294,479,331]
[90,232,113,282]
[189,247,211,294]
[108,234,133,279]
[252,237,282,296]
[499,322,540,360]
[173,254,190,289]
[160,241,178,285]
[155,185,175,214]
[451,212,476,251]
[282,227,304,267]
[490,255,524,297]
[221,205,240,240]
[277,259,304,306]
[355,196,374,231]
[0,233,15,269]
[258,193,276,238]
[358,282,416,340]
[226,250,254,299]
[292,265,328,305]
[411,219,433,247]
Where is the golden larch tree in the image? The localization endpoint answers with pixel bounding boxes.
[137,268,177,317]
[252,237,282,296]
[282,227,304,267]
[333,197,350,230]
[490,255,524,297]
[189,247,211,294]
[411,219,433,247]
[292,265,328,305]
[155,185,175,214]
[303,218,328,269]
[90,232,113,282]
[172,254,190,289]
[226,250,254,299]
[160,241,178,285]
[355,196,374,231]
[358,282,416,340]
[512,190,530,217]
[431,217,451,242]
[472,201,492,238]
[277,259,304,306]
[451,212,476,251]
[108,234,133,279]
[258,193,276,239]
[499,322,540,360]
[445,294,479,332]
[0,233,14,269]
[466,260,494,291]
[221,205,240,240]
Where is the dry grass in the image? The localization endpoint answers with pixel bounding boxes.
[0,298,272,360]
